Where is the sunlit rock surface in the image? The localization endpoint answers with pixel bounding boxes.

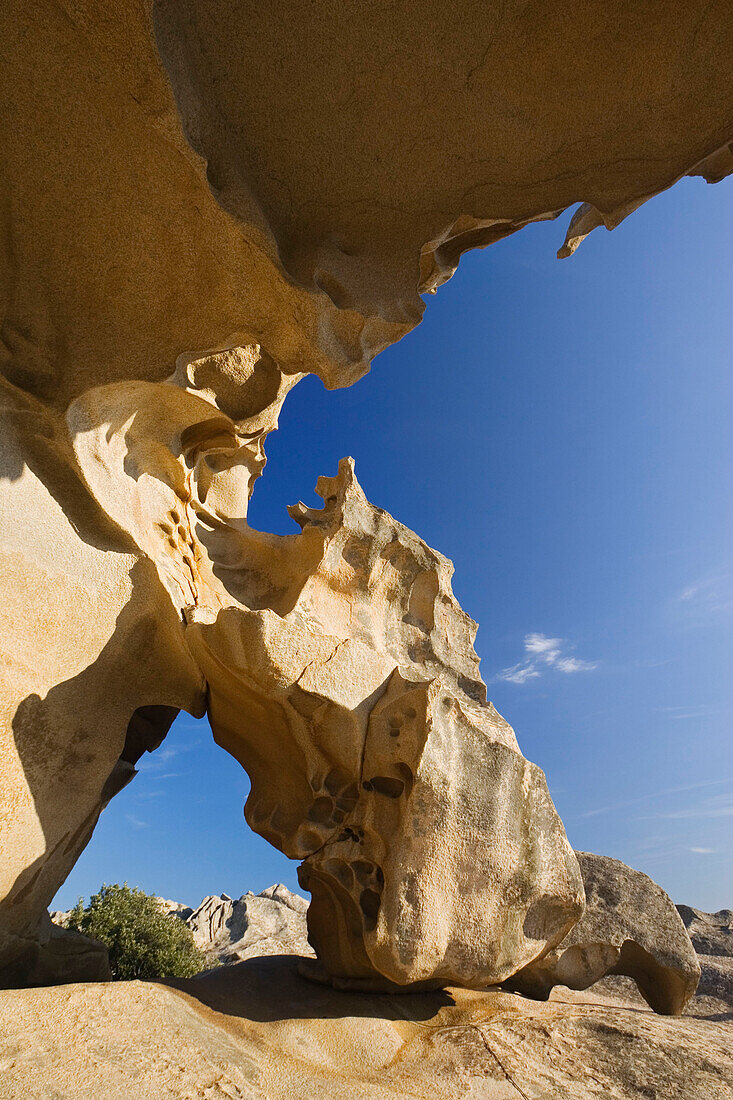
[2,0,732,1014]
[0,959,731,1099]
[508,852,701,1015]
[185,459,583,988]
[156,883,733,1017]
[181,886,313,967]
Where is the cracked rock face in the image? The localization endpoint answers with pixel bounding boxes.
[176,886,313,967]
[189,458,584,988]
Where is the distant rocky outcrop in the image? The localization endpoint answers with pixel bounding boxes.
[153,899,194,922]
[157,885,313,968]
[676,905,733,1010]
[677,906,733,958]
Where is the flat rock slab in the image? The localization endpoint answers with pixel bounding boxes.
[0,956,731,1099]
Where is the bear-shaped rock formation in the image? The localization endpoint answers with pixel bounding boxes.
[2,0,732,999]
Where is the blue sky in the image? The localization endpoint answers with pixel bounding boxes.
[54,176,732,914]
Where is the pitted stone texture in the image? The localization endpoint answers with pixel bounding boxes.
[66,343,299,610]
[301,673,582,989]
[696,957,733,1009]
[45,354,584,994]
[188,460,584,989]
[509,851,701,1015]
[3,0,731,991]
[2,1,732,407]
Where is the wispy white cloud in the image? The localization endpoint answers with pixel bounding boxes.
[139,746,179,768]
[674,570,733,615]
[554,656,597,673]
[525,633,562,658]
[629,844,724,867]
[500,662,541,685]
[626,835,696,865]
[612,834,729,869]
[570,776,733,821]
[639,792,733,821]
[679,580,708,602]
[137,738,200,775]
[656,703,728,721]
[126,814,148,829]
[498,632,597,684]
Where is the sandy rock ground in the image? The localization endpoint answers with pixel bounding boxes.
[0,955,730,1100]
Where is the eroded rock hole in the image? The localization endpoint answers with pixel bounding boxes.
[367,775,405,799]
[359,888,381,930]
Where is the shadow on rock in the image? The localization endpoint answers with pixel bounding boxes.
[164,954,457,1023]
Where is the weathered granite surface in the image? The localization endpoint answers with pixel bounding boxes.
[508,852,701,1014]
[190,459,584,989]
[678,906,733,958]
[676,907,733,1011]
[0,957,731,1099]
[94,881,733,1018]
[164,879,733,1017]
[180,887,313,967]
[2,0,732,1014]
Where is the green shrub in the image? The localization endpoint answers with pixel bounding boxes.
[65,883,207,980]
